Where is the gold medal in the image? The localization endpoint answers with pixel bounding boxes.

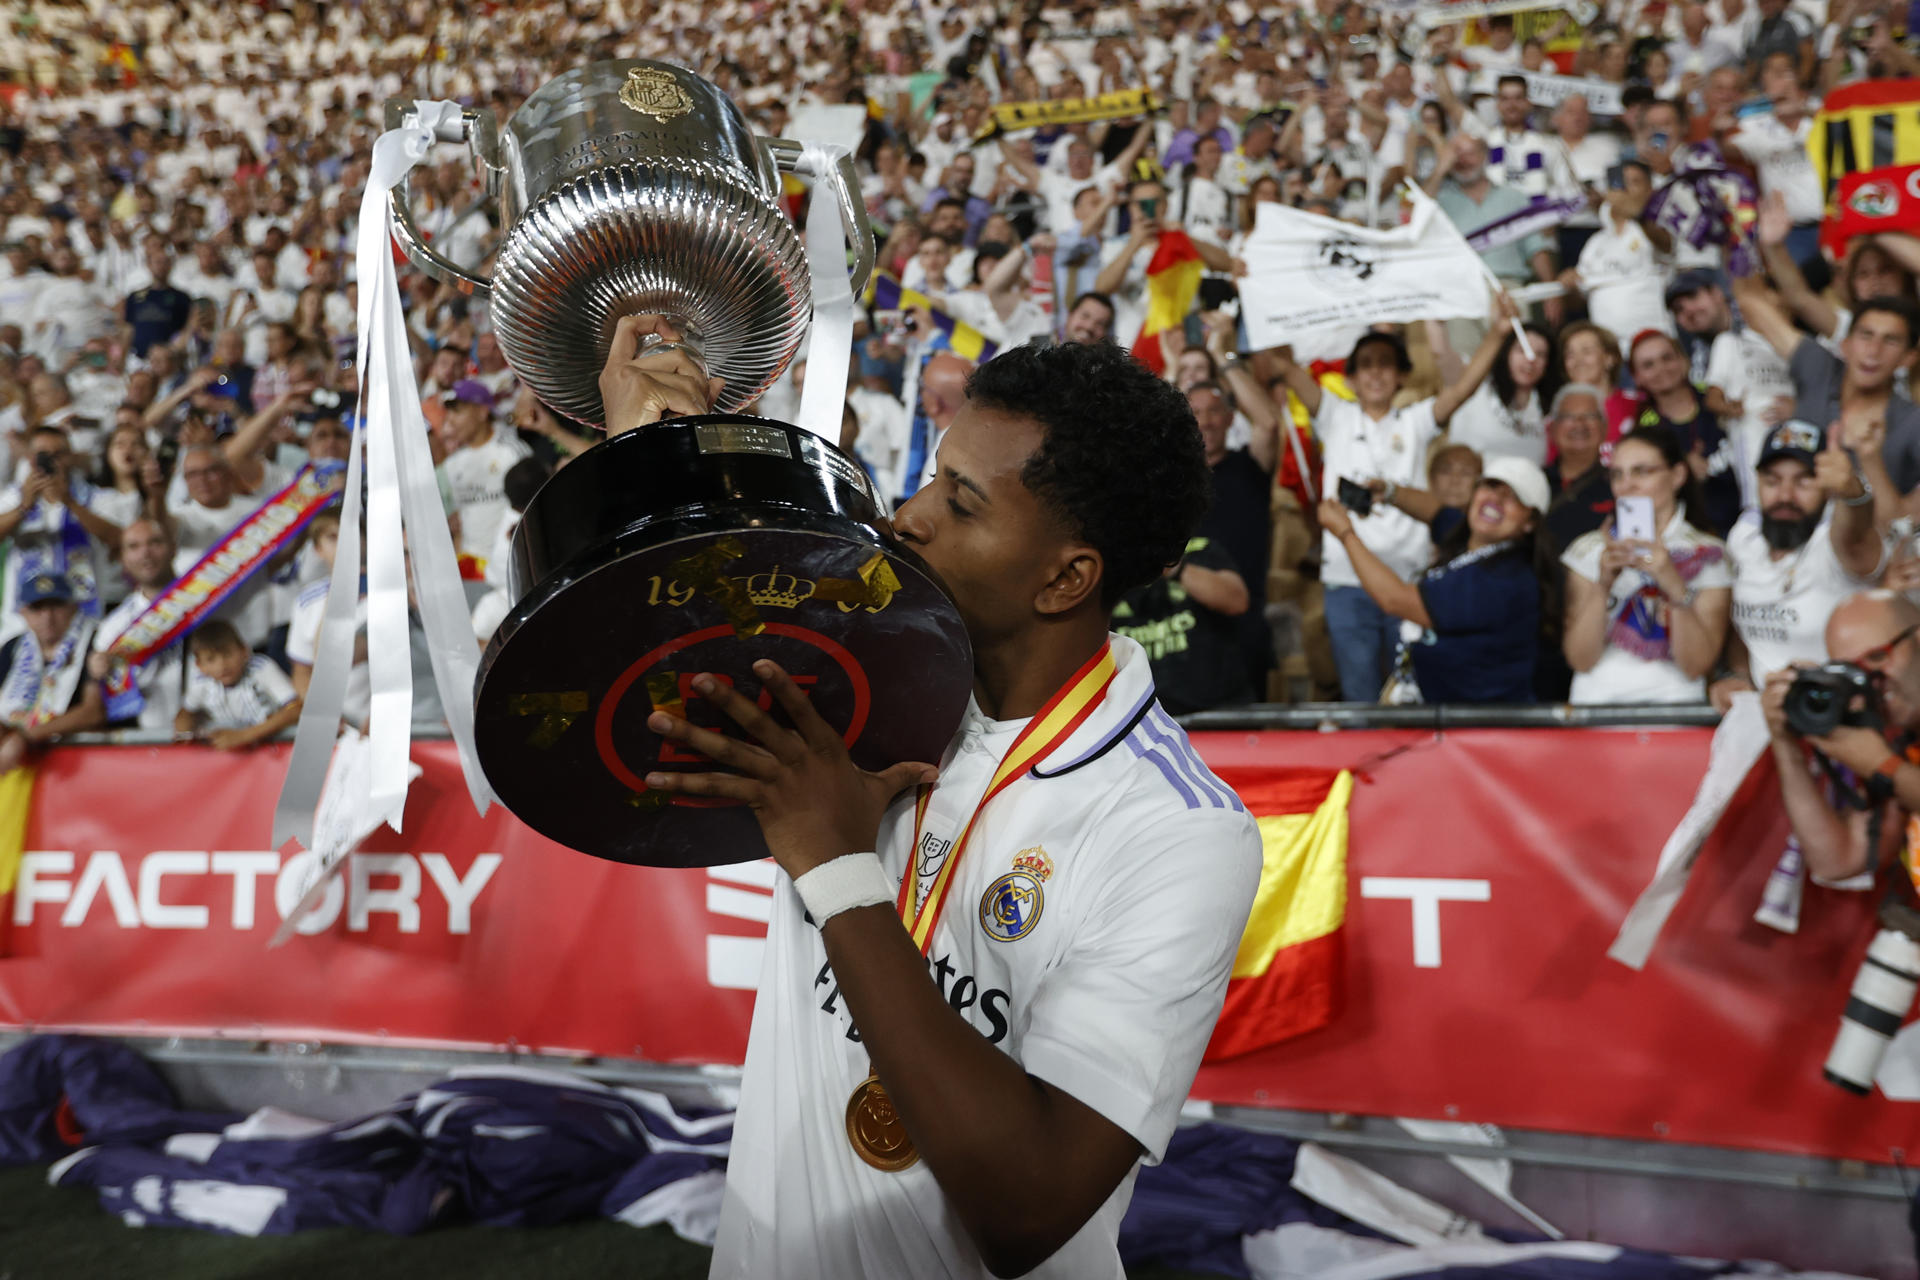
[845,1075,918,1171]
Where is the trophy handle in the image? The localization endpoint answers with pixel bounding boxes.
[382,99,506,297]
[761,138,875,299]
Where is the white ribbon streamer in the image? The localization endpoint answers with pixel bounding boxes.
[361,244,415,830]
[272,104,495,889]
[794,144,856,444]
[1607,692,1768,969]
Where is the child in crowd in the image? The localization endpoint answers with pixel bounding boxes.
[175,619,302,750]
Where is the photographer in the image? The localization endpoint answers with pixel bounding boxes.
[1761,590,1920,887]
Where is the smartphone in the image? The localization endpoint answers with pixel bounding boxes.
[1616,494,1656,544]
[1604,164,1626,191]
[1197,277,1239,311]
[1336,476,1374,517]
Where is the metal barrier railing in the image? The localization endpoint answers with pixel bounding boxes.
[1181,703,1723,731]
[53,704,1723,747]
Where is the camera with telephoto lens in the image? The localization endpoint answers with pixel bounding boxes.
[1826,901,1920,1095]
[1784,662,1882,738]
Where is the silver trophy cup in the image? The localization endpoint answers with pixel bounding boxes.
[385,59,874,427]
[385,61,973,868]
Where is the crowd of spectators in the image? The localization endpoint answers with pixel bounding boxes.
[0,0,1917,756]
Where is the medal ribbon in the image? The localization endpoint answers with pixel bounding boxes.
[896,642,1118,954]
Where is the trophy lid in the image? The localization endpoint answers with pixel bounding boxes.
[487,61,812,429]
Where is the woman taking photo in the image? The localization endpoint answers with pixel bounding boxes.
[1562,426,1731,705]
[1317,455,1557,704]
[1623,329,1740,534]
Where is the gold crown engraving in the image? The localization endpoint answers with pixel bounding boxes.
[1012,847,1053,882]
[738,567,815,610]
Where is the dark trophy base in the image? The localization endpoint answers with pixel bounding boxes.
[474,416,973,867]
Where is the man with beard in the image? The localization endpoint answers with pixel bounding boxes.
[1709,419,1888,710]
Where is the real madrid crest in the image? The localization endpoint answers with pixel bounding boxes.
[620,66,694,122]
[980,847,1051,943]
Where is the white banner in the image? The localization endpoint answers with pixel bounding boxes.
[1474,68,1623,115]
[1238,192,1490,349]
[1409,0,1598,31]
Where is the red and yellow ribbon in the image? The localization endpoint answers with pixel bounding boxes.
[897,643,1118,953]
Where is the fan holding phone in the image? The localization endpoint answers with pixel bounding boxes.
[1561,425,1733,705]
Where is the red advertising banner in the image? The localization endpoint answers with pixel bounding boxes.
[0,730,1914,1166]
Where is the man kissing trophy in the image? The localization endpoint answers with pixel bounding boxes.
[382,61,972,867]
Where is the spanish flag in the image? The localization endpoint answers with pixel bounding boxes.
[1130,230,1204,376]
[0,767,39,956]
[1204,768,1351,1062]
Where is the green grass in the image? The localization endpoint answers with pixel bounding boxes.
[0,1164,1222,1280]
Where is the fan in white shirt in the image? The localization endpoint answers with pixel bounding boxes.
[166,444,286,648]
[435,379,531,571]
[1669,274,1797,511]
[610,336,1260,1280]
[1726,71,1823,230]
[176,619,301,749]
[1711,419,1889,708]
[1562,429,1733,705]
[1564,165,1676,352]
[90,517,188,731]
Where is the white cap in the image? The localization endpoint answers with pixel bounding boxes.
[1479,455,1551,516]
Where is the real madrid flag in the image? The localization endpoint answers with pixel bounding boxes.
[1238,190,1488,351]
[1204,769,1352,1062]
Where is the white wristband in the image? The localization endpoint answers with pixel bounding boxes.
[792,852,893,927]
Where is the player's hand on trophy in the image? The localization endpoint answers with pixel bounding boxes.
[600,313,728,436]
[644,660,938,879]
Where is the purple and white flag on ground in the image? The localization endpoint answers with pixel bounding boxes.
[2,1035,1882,1277]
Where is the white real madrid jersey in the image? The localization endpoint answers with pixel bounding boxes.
[710,636,1262,1280]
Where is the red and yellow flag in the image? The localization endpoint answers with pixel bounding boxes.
[1130,229,1204,376]
[1204,768,1351,1062]
[0,767,39,956]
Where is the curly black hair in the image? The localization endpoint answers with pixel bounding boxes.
[965,342,1211,609]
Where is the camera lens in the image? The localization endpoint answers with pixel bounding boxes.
[1826,929,1920,1094]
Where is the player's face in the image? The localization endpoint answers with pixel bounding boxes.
[892,403,1085,648]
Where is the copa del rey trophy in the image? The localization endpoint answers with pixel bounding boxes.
[385,61,971,867]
